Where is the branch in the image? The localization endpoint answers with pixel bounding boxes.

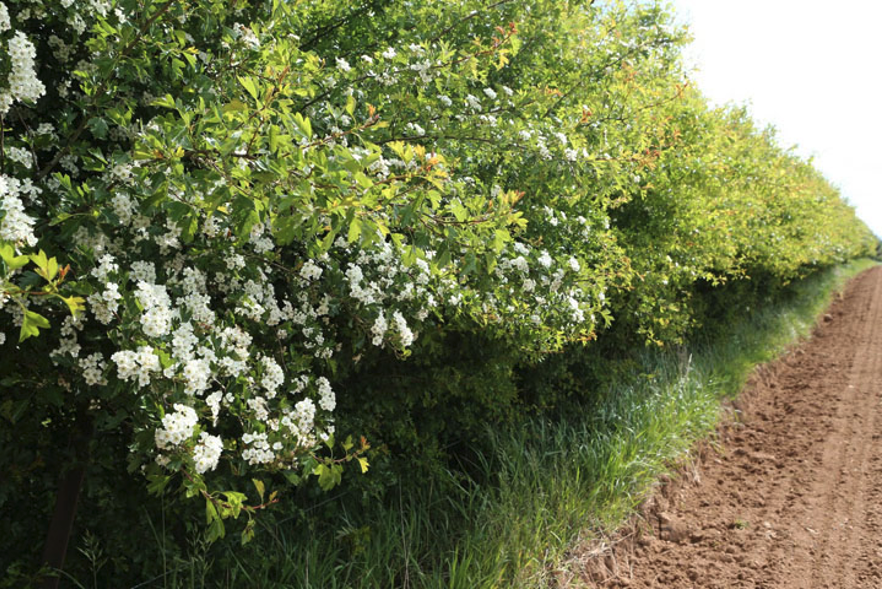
[35,0,177,181]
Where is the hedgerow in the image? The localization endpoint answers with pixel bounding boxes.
[0,0,875,554]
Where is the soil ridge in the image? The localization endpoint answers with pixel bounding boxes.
[582,266,882,588]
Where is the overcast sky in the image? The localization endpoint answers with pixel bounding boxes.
[670,0,881,238]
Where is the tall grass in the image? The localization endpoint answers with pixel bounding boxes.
[82,260,876,588]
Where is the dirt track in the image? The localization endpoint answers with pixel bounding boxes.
[589,266,882,588]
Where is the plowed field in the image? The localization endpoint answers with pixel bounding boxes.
[591,266,882,588]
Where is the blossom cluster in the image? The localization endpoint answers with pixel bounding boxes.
[0,11,46,113]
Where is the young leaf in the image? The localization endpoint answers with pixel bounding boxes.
[238,76,260,102]
[357,457,370,474]
[0,244,28,271]
[19,310,51,342]
[252,478,266,503]
[59,295,86,316]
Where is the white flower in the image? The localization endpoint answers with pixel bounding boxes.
[112,346,161,387]
[381,47,396,59]
[336,57,351,72]
[129,261,156,283]
[182,358,211,395]
[205,391,223,425]
[241,431,275,465]
[111,193,136,225]
[135,281,173,337]
[371,313,387,346]
[88,282,122,325]
[6,147,32,168]
[0,175,37,246]
[233,22,260,49]
[79,353,107,386]
[192,433,223,473]
[409,60,432,84]
[294,398,316,429]
[226,253,246,270]
[299,259,323,281]
[316,376,336,412]
[392,310,414,347]
[155,403,198,449]
[171,322,198,362]
[537,251,553,268]
[5,31,45,112]
[404,122,425,136]
[0,3,10,33]
[511,256,529,273]
[261,355,285,397]
[483,87,497,100]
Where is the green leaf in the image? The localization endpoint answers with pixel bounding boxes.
[241,519,256,546]
[26,249,60,281]
[146,474,171,496]
[450,200,468,223]
[206,517,225,543]
[314,463,343,491]
[268,125,279,153]
[19,310,50,342]
[238,76,260,102]
[205,498,219,525]
[223,99,248,114]
[151,94,177,109]
[252,479,265,503]
[357,457,370,474]
[46,257,59,281]
[59,295,86,316]
[347,217,362,244]
[293,113,312,140]
[29,250,48,275]
[0,244,28,271]
[87,117,109,140]
[493,229,510,253]
[320,228,336,252]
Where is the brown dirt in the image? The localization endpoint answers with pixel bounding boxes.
[579,266,882,588]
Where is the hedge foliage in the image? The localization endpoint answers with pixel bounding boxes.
[0,0,875,550]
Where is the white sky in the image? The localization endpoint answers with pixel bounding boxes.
[670,0,882,237]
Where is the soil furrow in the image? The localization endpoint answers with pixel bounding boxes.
[587,267,882,589]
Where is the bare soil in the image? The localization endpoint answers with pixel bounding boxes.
[582,266,882,588]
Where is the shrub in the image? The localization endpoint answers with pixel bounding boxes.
[0,0,875,559]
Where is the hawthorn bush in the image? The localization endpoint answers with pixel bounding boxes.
[0,0,875,559]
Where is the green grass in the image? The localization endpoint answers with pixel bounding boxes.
[75,260,876,588]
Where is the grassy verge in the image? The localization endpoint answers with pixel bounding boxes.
[77,260,877,589]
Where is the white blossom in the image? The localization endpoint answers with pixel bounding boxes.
[4,31,45,112]
[0,3,10,33]
[154,403,198,449]
[192,433,223,473]
[0,175,37,246]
